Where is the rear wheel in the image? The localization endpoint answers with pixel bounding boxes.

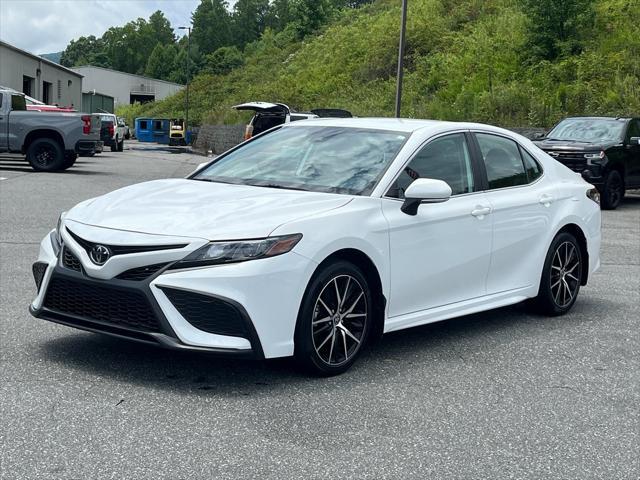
[532,232,583,316]
[601,170,624,210]
[294,261,372,376]
[117,139,124,152]
[110,137,119,152]
[26,138,65,171]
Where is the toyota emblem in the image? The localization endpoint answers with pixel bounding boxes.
[89,244,111,265]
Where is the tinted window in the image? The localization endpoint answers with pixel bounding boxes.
[389,133,474,198]
[11,95,26,111]
[520,147,543,182]
[627,120,640,139]
[195,126,409,196]
[139,120,148,129]
[290,115,312,122]
[476,133,528,189]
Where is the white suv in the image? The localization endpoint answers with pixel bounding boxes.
[233,102,352,139]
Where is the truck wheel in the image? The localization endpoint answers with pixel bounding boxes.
[111,137,119,152]
[117,139,124,152]
[61,153,78,170]
[26,138,65,172]
[601,170,624,210]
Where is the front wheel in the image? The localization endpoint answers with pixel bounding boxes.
[294,261,372,376]
[532,232,583,316]
[601,170,624,210]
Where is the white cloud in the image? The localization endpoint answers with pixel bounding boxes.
[0,0,203,55]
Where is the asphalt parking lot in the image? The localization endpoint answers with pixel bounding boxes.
[1,141,638,479]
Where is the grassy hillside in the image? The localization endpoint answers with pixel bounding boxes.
[118,0,640,128]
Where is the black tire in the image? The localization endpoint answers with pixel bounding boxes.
[601,170,624,210]
[532,232,583,316]
[294,260,372,376]
[26,138,65,171]
[125,133,131,140]
[117,139,124,152]
[111,137,119,153]
[61,152,77,170]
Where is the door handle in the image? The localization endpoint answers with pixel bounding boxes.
[539,194,554,206]
[471,206,491,218]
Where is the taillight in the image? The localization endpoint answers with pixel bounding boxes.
[108,124,115,137]
[81,115,91,135]
[244,124,254,140]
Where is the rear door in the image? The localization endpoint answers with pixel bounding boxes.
[471,131,557,294]
[624,119,640,187]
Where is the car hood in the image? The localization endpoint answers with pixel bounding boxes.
[534,139,619,151]
[66,179,353,240]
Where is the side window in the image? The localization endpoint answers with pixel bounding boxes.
[139,120,148,130]
[11,95,26,111]
[627,120,640,139]
[476,133,528,189]
[388,133,474,198]
[519,146,543,182]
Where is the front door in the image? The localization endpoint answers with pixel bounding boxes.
[382,132,493,318]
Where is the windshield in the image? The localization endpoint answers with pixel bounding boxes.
[546,118,626,143]
[193,126,409,195]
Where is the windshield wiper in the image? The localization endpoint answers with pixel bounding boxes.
[251,183,309,192]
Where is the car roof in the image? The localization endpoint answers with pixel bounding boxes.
[284,117,519,136]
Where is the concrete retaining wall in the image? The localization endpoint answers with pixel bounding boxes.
[193,124,245,155]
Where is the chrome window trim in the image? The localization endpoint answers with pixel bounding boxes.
[381,129,480,200]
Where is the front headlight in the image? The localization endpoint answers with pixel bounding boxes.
[53,211,66,249]
[584,151,605,165]
[171,234,302,269]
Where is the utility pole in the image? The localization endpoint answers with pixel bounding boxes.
[178,26,191,141]
[395,0,408,118]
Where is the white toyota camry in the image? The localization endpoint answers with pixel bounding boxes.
[30,118,601,375]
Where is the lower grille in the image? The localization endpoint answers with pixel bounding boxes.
[43,275,161,332]
[32,262,48,292]
[161,287,248,338]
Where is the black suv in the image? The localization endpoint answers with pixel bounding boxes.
[534,117,640,209]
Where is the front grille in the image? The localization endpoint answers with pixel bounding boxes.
[66,228,187,256]
[161,287,248,338]
[43,275,161,332]
[62,247,83,272]
[544,150,587,171]
[116,263,168,281]
[32,262,48,292]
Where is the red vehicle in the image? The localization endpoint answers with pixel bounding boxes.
[26,105,77,112]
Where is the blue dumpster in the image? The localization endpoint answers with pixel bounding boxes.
[135,118,153,142]
[152,118,170,145]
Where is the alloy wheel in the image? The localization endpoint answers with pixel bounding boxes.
[607,174,623,207]
[34,145,54,168]
[311,274,367,366]
[550,241,581,308]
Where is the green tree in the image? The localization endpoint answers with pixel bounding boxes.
[191,0,232,56]
[60,35,106,67]
[145,44,178,80]
[520,0,596,61]
[232,0,270,47]
[204,46,245,75]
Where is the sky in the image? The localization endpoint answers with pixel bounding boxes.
[0,0,217,55]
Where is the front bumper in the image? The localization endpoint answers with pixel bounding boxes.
[30,226,315,359]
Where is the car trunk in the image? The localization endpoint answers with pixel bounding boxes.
[233,102,290,138]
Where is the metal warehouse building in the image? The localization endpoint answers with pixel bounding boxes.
[72,66,184,107]
[0,40,82,107]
